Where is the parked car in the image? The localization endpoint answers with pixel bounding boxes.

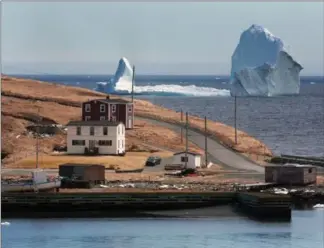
[145,156,162,167]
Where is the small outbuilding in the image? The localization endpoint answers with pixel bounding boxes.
[172,151,202,169]
[59,163,105,184]
[265,164,317,185]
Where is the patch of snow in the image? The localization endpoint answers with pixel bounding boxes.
[273,187,289,194]
[159,185,170,189]
[99,184,109,188]
[207,162,214,169]
[118,183,135,188]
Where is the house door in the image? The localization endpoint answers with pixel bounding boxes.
[89,140,96,150]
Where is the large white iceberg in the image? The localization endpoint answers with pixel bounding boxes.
[230,24,303,97]
[96,57,133,93]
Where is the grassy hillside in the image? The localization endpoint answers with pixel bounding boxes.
[1,75,272,169]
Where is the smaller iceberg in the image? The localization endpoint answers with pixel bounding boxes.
[96,57,133,94]
[94,57,231,97]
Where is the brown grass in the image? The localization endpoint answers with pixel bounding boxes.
[317,176,324,186]
[1,83,203,167]
[12,152,173,170]
[1,75,272,169]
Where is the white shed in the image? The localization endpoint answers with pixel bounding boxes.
[172,151,202,169]
[66,120,125,155]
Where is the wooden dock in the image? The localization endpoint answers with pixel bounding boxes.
[270,155,324,167]
[236,192,292,221]
[1,191,292,221]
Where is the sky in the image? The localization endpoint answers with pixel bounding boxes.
[1,2,324,75]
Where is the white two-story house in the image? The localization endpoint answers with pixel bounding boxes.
[66,120,126,155]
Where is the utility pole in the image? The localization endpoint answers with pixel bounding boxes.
[185,112,189,169]
[234,95,237,144]
[36,106,40,169]
[205,116,208,168]
[180,109,183,144]
[131,65,135,103]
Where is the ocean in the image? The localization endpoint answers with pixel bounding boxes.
[2,209,324,248]
[12,74,324,157]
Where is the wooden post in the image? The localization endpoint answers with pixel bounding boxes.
[36,106,40,169]
[234,95,237,144]
[131,65,135,103]
[180,109,183,144]
[185,112,189,169]
[205,116,208,168]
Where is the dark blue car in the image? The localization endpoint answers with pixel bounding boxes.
[145,156,162,167]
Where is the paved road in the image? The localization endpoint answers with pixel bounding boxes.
[137,117,265,173]
[1,118,264,174]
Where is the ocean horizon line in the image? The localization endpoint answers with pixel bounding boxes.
[3,73,324,78]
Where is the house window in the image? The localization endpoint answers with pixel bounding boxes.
[72,140,85,146]
[111,104,116,113]
[85,116,91,121]
[103,127,108,135]
[128,105,132,112]
[100,104,106,113]
[308,168,313,173]
[85,104,91,112]
[121,140,124,148]
[98,140,112,146]
[181,156,188,162]
[112,116,116,122]
[76,126,81,135]
[118,140,120,148]
[100,116,105,121]
[90,126,94,136]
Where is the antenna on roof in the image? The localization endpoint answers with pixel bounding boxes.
[131,65,135,103]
